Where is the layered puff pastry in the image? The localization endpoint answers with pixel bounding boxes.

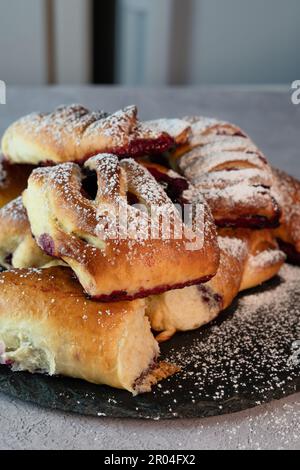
[0,157,33,208]
[147,229,285,342]
[0,267,178,394]
[167,116,281,229]
[1,105,175,165]
[23,154,220,301]
[272,168,300,264]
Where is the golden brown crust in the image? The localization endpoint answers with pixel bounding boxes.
[170,116,281,229]
[23,154,219,300]
[219,228,286,291]
[2,105,175,165]
[0,157,33,208]
[0,267,177,394]
[145,118,191,145]
[147,229,285,342]
[272,168,300,261]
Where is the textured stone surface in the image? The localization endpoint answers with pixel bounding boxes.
[1,271,300,421]
[0,86,299,449]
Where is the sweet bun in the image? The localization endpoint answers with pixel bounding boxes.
[0,157,33,208]
[273,168,300,264]
[0,197,53,269]
[220,228,286,291]
[0,267,178,394]
[23,154,220,300]
[1,105,174,165]
[146,236,247,342]
[146,229,285,342]
[169,116,281,229]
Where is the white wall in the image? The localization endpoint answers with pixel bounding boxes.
[0,0,91,86]
[1,0,300,86]
[53,0,92,84]
[187,0,300,85]
[116,0,300,86]
[0,0,47,85]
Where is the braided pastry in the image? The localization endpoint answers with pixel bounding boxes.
[146,229,285,342]
[0,266,178,394]
[23,154,219,301]
[272,168,300,264]
[1,104,174,165]
[0,157,33,208]
[168,116,281,229]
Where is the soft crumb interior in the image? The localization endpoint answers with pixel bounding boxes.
[117,307,160,394]
[146,285,220,334]
[0,330,55,374]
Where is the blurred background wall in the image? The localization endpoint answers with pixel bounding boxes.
[0,0,299,86]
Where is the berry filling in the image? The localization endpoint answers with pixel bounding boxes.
[147,167,189,205]
[38,234,55,256]
[277,239,300,266]
[81,169,98,200]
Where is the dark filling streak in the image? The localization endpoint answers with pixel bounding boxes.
[4,253,12,267]
[147,167,189,206]
[38,234,56,257]
[133,357,158,391]
[112,134,175,158]
[197,285,223,310]
[216,215,280,230]
[40,135,175,166]
[90,274,214,302]
[149,153,173,168]
[127,192,140,206]
[81,169,98,200]
[277,239,300,266]
[233,131,247,137]
[216,197,281,230]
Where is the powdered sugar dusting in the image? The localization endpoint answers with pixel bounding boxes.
[145,118,191,142]
[11,104,174,161]
[249,249,286,269]
[163,264,300,406]
[0,196,28,222]
[178,116,278,224]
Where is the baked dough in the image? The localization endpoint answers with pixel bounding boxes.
[169,116,281,229]
[146,229,285,342]
[23,154,219,300]
[0,267,178,394]
[1,105,174,165]
[0,197,53,269]
[273,168,300,264]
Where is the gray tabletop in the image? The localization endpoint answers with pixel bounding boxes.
[0,86,299,450]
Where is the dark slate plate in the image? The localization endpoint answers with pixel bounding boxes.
[0,265,300,420]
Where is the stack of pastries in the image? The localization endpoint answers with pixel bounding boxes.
[0,104,299,395]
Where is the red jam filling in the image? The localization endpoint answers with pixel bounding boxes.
[38,234,55,256]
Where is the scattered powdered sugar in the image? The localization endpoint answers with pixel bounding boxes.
[218,235,247,259]
[161,263,300,406]
[249,248,286,269]
[177,118,278,219]
[16,104,167,154]
[145,118,191,141]
[0,196,28,222]
[200,184,272,211]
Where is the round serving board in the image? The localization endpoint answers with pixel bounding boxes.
[0,264,300,420]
